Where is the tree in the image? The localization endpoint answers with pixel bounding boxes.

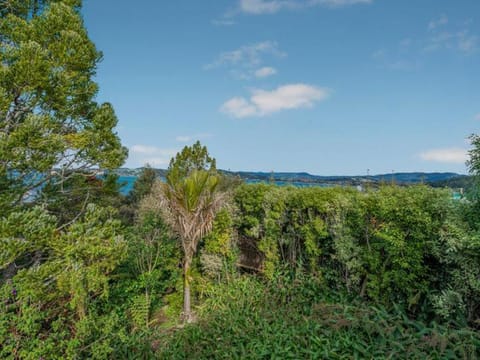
[167,140,216,179]
[128,165,157,205]
[0,0,127,210]
[0,204,128,357]
[468,134,480,176]
[145,143,225,322]
[0,0,127,279]
[466,134,480,211]
[121,165,158,224]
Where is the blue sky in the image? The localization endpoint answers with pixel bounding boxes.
[82,0,480,175]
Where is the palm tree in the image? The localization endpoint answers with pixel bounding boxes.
[156,169,225,323]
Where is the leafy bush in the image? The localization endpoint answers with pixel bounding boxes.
[233,184,480,326]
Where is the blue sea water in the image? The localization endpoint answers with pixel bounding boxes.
[117,176,332,195]
[118,176,137,195]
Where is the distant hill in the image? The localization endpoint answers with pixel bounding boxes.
[114,168,466,188]
[115,167,167,177]
[427,174,474,189]
[221,170,463,185]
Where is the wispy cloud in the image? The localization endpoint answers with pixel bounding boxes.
[428,14,448,31]
[129,145,178,167]
[372,49,417,71]
[419,148,468,164]
[424,16,478,54]
[240,0,295,14]
[424,30,478,53]
[175,133,213,143]
[206,41,286,70]
[206,41,286,79]
[374,16,478,71]
[238,0,372,15]
[457,31,478,53]
[254,66,277,78]
[221,83,330,118]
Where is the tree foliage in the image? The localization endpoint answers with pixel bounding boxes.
[0,0,127,209]
[233,183,480,326]
[0,204,127,358]
[167,140,216,180]
[0,1,135,357]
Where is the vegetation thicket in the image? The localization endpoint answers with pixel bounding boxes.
[1,0,480,359]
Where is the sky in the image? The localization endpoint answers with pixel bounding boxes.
[82,0,480,175]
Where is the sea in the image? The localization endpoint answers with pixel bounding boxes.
[117,176,332,195]
[118,176,138,195]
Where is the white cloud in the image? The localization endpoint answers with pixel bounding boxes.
[240,0,294,14]
[130,145,178,167]
[206,41,286,70]
[254,66,277,78]
[428,15,448,31]
[221,83,330,118]
[175,133,213,143]
[130,145,161,155]
[239,0,372,14]
[175,136,194,142]
[141,158,172,167]
[221,97,259,118]
[419,148,468,164]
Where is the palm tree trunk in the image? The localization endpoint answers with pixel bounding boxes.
[183,258,192,323]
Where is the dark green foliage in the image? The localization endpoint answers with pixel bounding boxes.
[121,165,158,224]
[468,133,480,177]
[128,165,157,205]
[0,0,127,208]
[157,276,480,359]
[200,209,238,281]
[0,205,128,358]
[0,1,138,357]
[40,172,124,225]
[0,0,81,18]
[233,184,480,326]
[429,175,474,191]
[168,140,216,180]
[122,211,182,330]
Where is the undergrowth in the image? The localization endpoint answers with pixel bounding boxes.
[156,275,480,359]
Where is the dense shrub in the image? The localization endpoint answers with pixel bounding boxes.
[233,184,480,326]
